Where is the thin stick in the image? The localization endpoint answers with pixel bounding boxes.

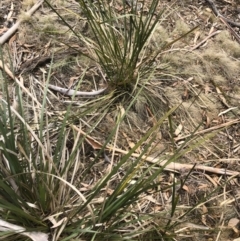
[205,0,240,43]
[0,60,15,79]
[72,125,239,176]
[48,84,107,97]
[219,17,240,44]
[0,0,44,45]
[190,30,221,51]
[110,147,239,176]
[146,157,239,176]
[174,119,240,142]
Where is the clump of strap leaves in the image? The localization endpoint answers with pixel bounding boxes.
[46,0,166,93]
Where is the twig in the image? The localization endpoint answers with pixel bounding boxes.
[110,147,239,176]
[147,157,239,176]
[219,17,240,44]
[220,16,240,28]
[48,84,107,97]
[205,0,240,43]
[190,30,221,51]
[174,119,240,142]
[72,125,239,176]
[0,0,44,45]
[0,60,15,79]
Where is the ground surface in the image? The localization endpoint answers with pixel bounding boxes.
[1,0,240,240]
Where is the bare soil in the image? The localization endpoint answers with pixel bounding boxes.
[1,0,240,240]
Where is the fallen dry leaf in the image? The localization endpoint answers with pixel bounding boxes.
[228,218,240,228]
[174,123,183,136]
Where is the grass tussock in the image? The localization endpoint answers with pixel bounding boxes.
[215,30,240,58]
[160,28,240,111]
